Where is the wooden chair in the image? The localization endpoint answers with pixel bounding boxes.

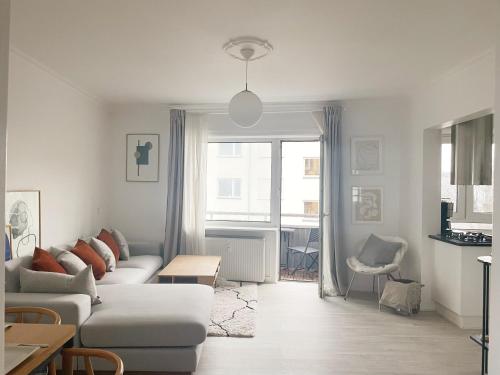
[5,306,62,324]
[5,306,62,375]
[62,348,124,375]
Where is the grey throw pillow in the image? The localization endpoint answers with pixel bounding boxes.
[358,234,401,267]
[90,237,116,272]
[20,265,101,305]
[49,247,87,275]
[112,229,130,260]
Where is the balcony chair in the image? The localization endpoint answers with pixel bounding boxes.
[287,227,320,275]
[344,235,408,309]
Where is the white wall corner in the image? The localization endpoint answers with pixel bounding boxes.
[0,0,10,367]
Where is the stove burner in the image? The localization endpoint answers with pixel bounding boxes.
[446,231,492,244]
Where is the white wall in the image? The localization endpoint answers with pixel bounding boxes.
[339,97,409,290]
[0,0,11,368]
[108,102,408,287]
[108,104,170,243]
[402,49,496,309]
[488,10,500,371]
[6,51,111,248]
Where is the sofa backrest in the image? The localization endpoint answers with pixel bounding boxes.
[6,256,33,292]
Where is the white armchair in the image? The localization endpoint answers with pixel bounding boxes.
[344,235,408,308]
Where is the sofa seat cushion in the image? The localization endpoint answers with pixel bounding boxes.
[116,255,163,274]
[95,268,151,285]
[81,284,214,348]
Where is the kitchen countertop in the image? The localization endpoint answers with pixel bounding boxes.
[429,234,492,247]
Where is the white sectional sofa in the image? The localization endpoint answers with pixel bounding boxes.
[5,242,214,374]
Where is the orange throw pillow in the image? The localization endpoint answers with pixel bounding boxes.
[32,247,67,274]
[97,229,120,262]
[72,239,106,280]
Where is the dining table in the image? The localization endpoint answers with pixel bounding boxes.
[5,323,76,375]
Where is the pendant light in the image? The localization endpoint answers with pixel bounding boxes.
[224,37,273,128]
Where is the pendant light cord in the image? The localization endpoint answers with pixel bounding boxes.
[245,59,248,91]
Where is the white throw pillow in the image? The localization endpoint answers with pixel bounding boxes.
[19,265,101,305]
[52,249,87,275]
[90,237,116,272]
[112,229,130,260]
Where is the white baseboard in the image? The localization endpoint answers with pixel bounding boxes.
[435,302,482,329]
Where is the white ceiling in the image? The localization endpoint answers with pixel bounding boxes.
[10,0,497,104]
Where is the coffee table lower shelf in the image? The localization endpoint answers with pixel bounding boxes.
[158,255,221,287]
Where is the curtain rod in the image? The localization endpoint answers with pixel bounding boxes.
[168,101,340,114]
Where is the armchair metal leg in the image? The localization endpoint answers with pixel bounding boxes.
[344,272,356,301]
[372,276,375,293]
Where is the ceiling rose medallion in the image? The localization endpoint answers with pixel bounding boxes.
[223,37,273,128]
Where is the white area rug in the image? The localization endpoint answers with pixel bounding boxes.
[208,279,257,337]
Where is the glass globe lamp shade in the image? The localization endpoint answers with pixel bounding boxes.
[228,90,263,128]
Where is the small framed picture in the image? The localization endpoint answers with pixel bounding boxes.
[5,190,41,257]
[126,134,160,182]
[351,136,383,175]
[352,186,383,224]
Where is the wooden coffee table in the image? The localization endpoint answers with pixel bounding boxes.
[158,255,221,287]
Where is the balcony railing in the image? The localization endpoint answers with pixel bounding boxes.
[205,211,319,227]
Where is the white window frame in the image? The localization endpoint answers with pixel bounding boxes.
[303,200,319,216]
[304,157,320,177]
[441,134,492,224]
[206,136,320,229]
[217,142,242,157]
[217,178,241,199]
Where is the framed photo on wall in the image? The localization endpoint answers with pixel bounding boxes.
[351,136,383,175]
[5,190,41,257]
[352,186,383,224]
[126,134,160,182]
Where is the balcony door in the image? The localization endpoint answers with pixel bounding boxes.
[279,141,321,285]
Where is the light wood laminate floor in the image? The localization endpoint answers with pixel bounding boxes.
[196,282,480,375]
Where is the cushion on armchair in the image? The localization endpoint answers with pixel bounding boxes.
[358,234,402,267]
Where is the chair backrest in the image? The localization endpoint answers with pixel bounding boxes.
[357,235,408,266]
[62,348,124,375]
[307,228,320,245]
[5,306,61,324]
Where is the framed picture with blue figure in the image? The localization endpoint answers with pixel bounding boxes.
[5,190,41,258]
[126,134,160,182]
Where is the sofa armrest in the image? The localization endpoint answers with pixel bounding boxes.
[128,242,163,257]
[5,292,92,327]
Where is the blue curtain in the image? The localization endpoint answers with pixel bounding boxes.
[320,105,343,296]
[163,109,186,265]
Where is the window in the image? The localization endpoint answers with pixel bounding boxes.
[217,178,241,198]
[441,132,493,224]
[206,142,272,222]
[473,185,493,213]
[218,143,241,157]
[304,201,319,216]
[304,158,320,176]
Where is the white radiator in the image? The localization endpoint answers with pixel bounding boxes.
[205,236,266,282]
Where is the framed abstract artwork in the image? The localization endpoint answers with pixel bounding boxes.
[351,136,383,175]
[126,134,160,182]
[5,190,41,257]
[352,186,383,224]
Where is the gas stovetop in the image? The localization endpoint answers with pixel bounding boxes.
[445,231,492,244]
